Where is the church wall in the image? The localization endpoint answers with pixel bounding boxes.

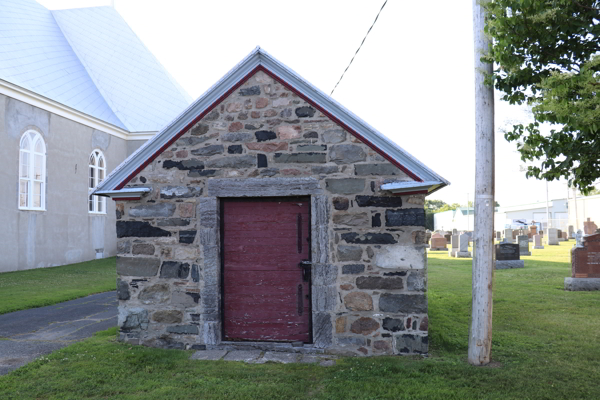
[0,93,134,272]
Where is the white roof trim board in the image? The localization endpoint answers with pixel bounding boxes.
[381,181,445,195]
[95,47,449,195]
[95,187,151,199]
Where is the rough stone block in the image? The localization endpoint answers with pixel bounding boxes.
[295,106,316,117]
[312,263,337,286]
[156,218,191,227]
[325,179,365,194]
[395,334,428,354]
[274,153,327,164]
[406,272,427,292]
[342,264,365,274]
[172,291,199,307]
[129,203,176,218]
[341,232,397,245]
[198,197,219,227]
[322,129,346,143]
[138,283,170,304]
[329,144,367,164]
[373,245,425,269]
[132,244,155,255]
[350,317,380,335]
[152,310,183,324]
[119,308,149,330]
[382,317,405,332]
[167,325,199,335]
[221,132,253,142]
[160,186,203,199]
[160,261,190,279]
[191,145,224,156]
[344,292,373,311]
[332,213,369,227]
[385,209,426,227]
[313,313,333,348]
[179,230,197,244]
[337,245,363,261]
[203,321,220,345]
[116,278,130,300]
[313,285,336,311]
[354,164,400,176]
[379,293,427,313]
[117,221,171,238]
[117,256,160,277]
[205,155,256,169]
[255,130,277,142]
[355,196,403,208]
[337,336,366,346]
[356,276,404,290]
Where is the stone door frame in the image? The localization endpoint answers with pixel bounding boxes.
[197,178,333,349]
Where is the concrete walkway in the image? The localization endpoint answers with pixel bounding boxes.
[0,291,117,375]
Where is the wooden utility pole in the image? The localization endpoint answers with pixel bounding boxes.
[469,0,495,366]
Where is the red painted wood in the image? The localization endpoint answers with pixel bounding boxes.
[223,198,311,342]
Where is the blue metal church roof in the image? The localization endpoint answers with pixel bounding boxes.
[0,0,191,132]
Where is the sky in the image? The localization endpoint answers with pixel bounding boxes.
[38,0,576,207]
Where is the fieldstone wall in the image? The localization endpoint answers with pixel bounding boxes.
[115,70,429,356]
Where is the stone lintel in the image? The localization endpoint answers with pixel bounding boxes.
[207,178,323,197]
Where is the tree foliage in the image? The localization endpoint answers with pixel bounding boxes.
[483,0,600,194]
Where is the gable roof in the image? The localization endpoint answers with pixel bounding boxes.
[95,47,449,195]
[0,0,191,133]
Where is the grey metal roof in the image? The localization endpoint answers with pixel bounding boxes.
[95,47,450,193]
[0,0,191,132]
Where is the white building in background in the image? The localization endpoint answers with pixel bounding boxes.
[433,194,600,234]
[434,207,474,232]
[567,193,600,233]
[494,198,568,231]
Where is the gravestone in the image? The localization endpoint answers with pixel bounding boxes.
[495,243,524,269]
[496,231,501,240]
[504,229,513,243]
[430,233,447,251]
[456,233,471,258]
[562,231,569,241]
[444,233,451,243]
[533,234,544,249]
[452,228,458,235]
[518,235,531,256]
[512,231,518,240]
[530,225,538,236]
[425,230,432,248]
[575,230,583,247]
[557,229,565,241]
[448,234,459,257]
[564,232,600,291]
[584,218,598,235]
[568,225,574,238]
[547,228,559,246]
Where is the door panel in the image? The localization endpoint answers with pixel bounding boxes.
[222,198,311,342]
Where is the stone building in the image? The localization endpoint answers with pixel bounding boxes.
[95,48,449,356]
[0,0,191,272]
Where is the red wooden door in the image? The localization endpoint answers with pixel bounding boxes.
[222,197,311,342]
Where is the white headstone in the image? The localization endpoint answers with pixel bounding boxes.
[547,228,559,245]
[504,228,513,243]
[456,233,471,258]
[533,234,544,249]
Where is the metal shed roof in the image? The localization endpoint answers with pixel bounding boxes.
[95,47,449,195]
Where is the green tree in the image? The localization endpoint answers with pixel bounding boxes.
[483,0,600,194]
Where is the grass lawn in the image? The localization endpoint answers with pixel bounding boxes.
[1,242,599,399]
[0,257,116,315]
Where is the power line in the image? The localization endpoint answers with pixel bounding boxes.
[330,0,388,96]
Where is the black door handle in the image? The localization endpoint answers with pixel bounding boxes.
[299,260,311,282]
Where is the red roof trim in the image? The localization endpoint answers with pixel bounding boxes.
[115,65,422,189]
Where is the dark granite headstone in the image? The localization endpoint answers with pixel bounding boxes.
[496,243,520,260]
[495,243,524,269]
